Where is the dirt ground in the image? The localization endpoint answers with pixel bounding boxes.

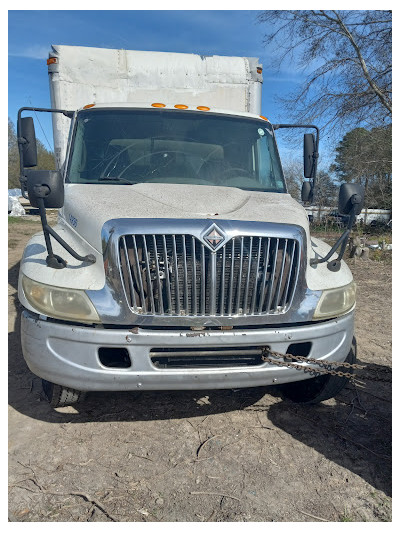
[8,218,392,522]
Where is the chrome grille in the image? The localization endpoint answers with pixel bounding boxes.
[118,234,300,316]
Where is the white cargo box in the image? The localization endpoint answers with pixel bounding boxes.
[48,45,263,168]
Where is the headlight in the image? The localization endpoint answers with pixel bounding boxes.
[313,282,356,320]
[21,275,100,323]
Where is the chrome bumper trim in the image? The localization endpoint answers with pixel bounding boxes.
[21,310,354,392]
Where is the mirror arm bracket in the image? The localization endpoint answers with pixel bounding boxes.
[310,229,350,268]
[36,194,96,269]
[310,195,360,271]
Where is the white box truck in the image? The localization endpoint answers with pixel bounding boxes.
[17,45,363,408]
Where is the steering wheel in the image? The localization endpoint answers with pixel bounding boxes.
[220,167,253,178]
[200,141,242,164]
[100,140,144,179]
[196,141,247,180]
[116,150,194,180]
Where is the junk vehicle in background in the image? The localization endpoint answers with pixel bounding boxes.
[8,188,25,216]
[305,205,391,226]
[17,45,364,408]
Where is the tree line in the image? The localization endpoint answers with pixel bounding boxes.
[258,10,391,134]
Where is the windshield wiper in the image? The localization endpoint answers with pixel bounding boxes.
[98,176,135,184]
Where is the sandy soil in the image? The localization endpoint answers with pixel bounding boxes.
[8,219,392,522]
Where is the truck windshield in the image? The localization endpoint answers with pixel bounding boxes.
[67,109,286,193]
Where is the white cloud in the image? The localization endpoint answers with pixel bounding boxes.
[9,45,49,60]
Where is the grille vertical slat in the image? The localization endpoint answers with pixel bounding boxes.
[119,232,300,317]
[227,239,235,315]
[265,238,279,313]
[243,236,253,314]
[209,254,217,315]
[162,235,173,314]
[235,237,244,314]
[251,237,262,314]
[281,240,296,308]
[219,245,226,315]
[200,244,206,315]
[191,236,197,315]
[132,235,146,311]
[258,238,271,313]
[142,236,155,314]
[182,236,189,314]
[120,236,135,308]
[273,238,288,312]
[171,235,180,315]
[152,235,164,314]
[285,240,301,310]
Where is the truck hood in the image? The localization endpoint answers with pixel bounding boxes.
[61,183,310,253]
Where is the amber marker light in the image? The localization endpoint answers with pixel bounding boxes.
[197,106,210,111]
[151,103,166,108]
[83,104,96,109]
[259,115,269,121]
[47,57,57,65]
[174,104,189,109]
[257,67,263,74]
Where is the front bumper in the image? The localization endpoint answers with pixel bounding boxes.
[21,310,354,392]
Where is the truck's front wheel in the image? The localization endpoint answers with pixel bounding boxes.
[42,380,86,408]
[278,337,357,404]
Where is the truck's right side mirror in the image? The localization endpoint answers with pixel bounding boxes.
[301,181,312,202]
[303,133,316,179]
[338,183,365,215]
[19,117,38,168]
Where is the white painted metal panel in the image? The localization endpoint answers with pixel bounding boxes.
[48,45,263,168]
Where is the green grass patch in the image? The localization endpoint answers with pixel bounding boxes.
[8,216,41,225]
[369,249,392,263]
[310,223,344,234]
[340,515,353,522]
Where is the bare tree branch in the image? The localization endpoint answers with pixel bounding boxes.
[331,11,392,113]
[257,10,392,134]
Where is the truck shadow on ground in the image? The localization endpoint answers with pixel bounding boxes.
[9,261,391,498]
[265,390,392,498]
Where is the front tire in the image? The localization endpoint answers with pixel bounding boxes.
[42,379,86,407]
[279,337,357,404]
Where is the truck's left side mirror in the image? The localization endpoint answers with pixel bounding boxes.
[26,169,64,209]
[338,183,365,215]
[19,117,38,168]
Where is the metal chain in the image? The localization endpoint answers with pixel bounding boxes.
[261,347,365,380]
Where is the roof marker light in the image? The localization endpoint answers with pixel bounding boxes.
[257,67,263,74]
[197,106,210,111]
[47,57,57,65]
[83,104,96,109]
[174,104,189,109]
[151,103,166,108]
[259,115,269,121]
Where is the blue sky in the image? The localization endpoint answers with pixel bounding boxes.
[8,10,310,162]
